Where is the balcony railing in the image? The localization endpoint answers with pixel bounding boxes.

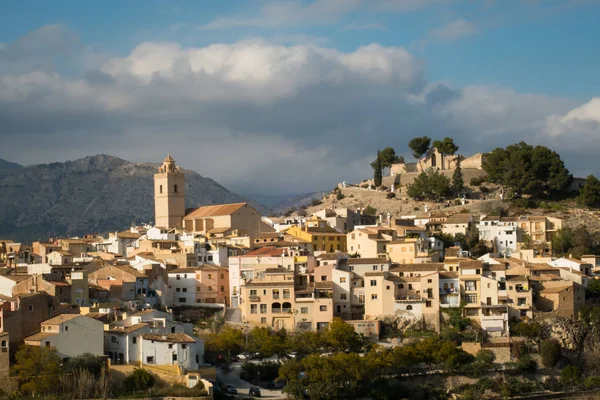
[272,307,281,314]
[273,294,280,299]
[249,296,261,302]
[439,288,459,294]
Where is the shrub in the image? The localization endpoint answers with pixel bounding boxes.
[475,349,495,364]
[124,368,155,391]
[470,176,486,186]
[336,191,345,200]
[379,185,388,191]
[310,198,323,207]
[584,375,600,389]
[515,355,537,374]
[511,198,538,209]
[560,365,581,386]
[364,206,377,215]
[511,341,527,360]
[240,361,281,383]
[540,339,561,368]
[386,192,396,199]
[283,207,296,217]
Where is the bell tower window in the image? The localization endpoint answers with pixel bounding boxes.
[174,184,178,193]
[159,185,163,194]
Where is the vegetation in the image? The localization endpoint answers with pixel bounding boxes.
[373,150,383,187]
[363,205,377,216]
[470,176,486,186]
[240,361,281,383]
[577,174,600,207]
[432,137,459,168]
[451,157,464,195]
[336,191,345,200]
[406,170,451,201]
[408,136,431,161]
[310,198,323,207]
[540,338,562,368]
[371,147,404,170]
[483,141,572,199]
[124,368,156,391]
[11,346,61,397]
[586,278,600,299]
[552,227,598,257]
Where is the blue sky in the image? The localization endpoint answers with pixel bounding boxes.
[0,0,599,194]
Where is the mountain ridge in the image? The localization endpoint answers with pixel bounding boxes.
[0,158,23,170]
[0,154,269,242]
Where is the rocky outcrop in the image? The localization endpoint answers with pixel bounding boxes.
[0,154,267,241]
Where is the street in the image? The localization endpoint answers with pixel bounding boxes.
[217,360,286,399]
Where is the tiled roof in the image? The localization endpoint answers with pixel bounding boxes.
[117,231,142,239]
[314,281,333,289]
[347,258,389,265]
[142,333,196,343]
[317,253,342,260]
[184,203,248,220]
[440,272,459,279]
[488,264,507,271]
[444,214,472,224]
[244,280,294,287]
[459,260,484,269]
[242,247,285,257]
[390,263,444,272]
[24,331,57,342]
[42,313,81,325]
[540,284,572,293]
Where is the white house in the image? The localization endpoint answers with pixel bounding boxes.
[147,227,177,241]
[141,333,200,370]
[549,258,593,276]
[105,323,149,365]
[24,314,104,359]
[477,216,518,256]
[0,275,31,297]
[167,267,201,306]
[441,214,473,237]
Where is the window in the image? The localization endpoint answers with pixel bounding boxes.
[182,288,187,292]
[159,185,163,194]
[208,255,213,261]
[65,326,69,331]
[340,277,346,283]
[273,289,280,299]
[386,285,390,290]
[340,294,347,300]
[370,280,377,286]
[176,275,180,280]
[301,307,308,314]
[221,285,225,292]
[45,341,51,348]
[250,290,257,296]
[197,286,201,292]
[372,266,378,271]
[371,294,378,300]
[176,288,181,292]
[111,336,117,343]
[465,309,478,316]
[132,337,137,344]
[398,284,404,289]
[168,344,173,349]
[427,279,432,283]
[465,281,477,291]
[28,305,33,311]
[517,298,527,306]
[220,273,225,279]
[146,356,154,364]
[182,344,187,349]
[321,275,327,281]
[408,284,413,290]
[260,304,267,314]
[465,294,477,304]
[283,289,291,299]
[178,297,186,303]
[406,305,413,310]
[174,184,178,193]
[251,304,258,314]
[261,317,267,324]
[208,274,212,279]
[1,340,6,353]
[320,305,327,311]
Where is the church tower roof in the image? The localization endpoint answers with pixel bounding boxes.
[158,153,181,174]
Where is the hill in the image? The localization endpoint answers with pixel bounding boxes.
[0,158,22,170]
[0,154,268,242]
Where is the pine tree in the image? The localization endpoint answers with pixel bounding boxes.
[452,157,464,196]
[374,150,383,187]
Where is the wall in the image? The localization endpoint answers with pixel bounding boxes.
[44,316,104,358]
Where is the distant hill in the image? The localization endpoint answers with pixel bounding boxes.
[0,154,268,242]
[0,158,22,170]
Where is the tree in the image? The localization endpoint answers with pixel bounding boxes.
[475,349,495,365]
[577,175,600,208]
[561,365,581,387]
[432,137,459,170]
[587,279,600,299]
[11,346,61,397]
[552,227,596,258]
[408,136,431,168]
[124,368,155,391]
[451,157,464,196]
[483,141,572,198]
[373,150,383,187]
[406,170,451,201]
[371,147,404,170]
[323,318,363,353]
[540,339,561,368]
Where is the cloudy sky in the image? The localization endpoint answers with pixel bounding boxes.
[1,0,599,195]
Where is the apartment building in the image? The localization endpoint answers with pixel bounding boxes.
[477,216,518,256]
[387,238,441,264]
[346,228,396,258]
[286,217,347,253]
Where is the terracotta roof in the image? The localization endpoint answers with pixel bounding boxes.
[364,272,386,277]
[117,231,142,239]
[207,227,232,234]
[445,247,461,258]
[244,280,294,287]
[390,263,444,272]
[42,313,81,325]
[242,247,285,257]
[24,331,57,342]
[489,264,507,271]
[347,258,389,265]
[314,281,333,289]
[459,260,484,269]
[444,214,472,224]
[142,333,196,343]
[108,323,148,335]
[184,203,248,220]
[44,279,71,287]
[440,272,459,279]
[540,284,572,294]
[317,253,342,260]
[85,312,112,323]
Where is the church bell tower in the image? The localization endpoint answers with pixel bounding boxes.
[154,154,185,229]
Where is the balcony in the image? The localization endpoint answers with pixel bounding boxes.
[273,294,280,300]
[395,295,423,303]
[249,296,261,302]
[439,288,459,295]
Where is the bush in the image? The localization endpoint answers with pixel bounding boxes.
[514,355,537,374]
[240,361,280,383]
[540,339,561,368]
[386,192,396,199]
[584,375,600,389]
[364,206,377,215]
[336,191,345,200]
[511,198,538,209]
[124,368,155,391]
[310,198,323,207]
[470,176,486,186]
[511,321,541,339]
[475,349,495,364]
[379,185,388,191]
[560,365,581,386]
[511,341,527,360]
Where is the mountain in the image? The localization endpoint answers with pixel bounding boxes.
[0,154,268,242]
[0,158,22,170]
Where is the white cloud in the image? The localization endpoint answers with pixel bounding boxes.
[1,25,597,193]
[429,18,479,41]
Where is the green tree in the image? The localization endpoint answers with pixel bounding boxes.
[373,150,383,187]
[475,349,496,365]
[587,279,600,299]
[408,136,431,169]
[483,141,572,198]
[371,147,404,170]
[11,346,61,397]
[406,170,451,201]
[552,227,596,258]
[561,365,581,387]
[323,318,363,353]
[124,368,155,391]
[432,137,459,170]
[451,157,464,196]
[364,205,377,216]
[578,175,600,207]
[540,339,561,368]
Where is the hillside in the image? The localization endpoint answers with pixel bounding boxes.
[0,158,22,170]
[0,155,268,242]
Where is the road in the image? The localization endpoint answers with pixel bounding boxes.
[217,360,286,399]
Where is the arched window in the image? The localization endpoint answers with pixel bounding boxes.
[159,185,163,194]
[282,302,292,313]
[1,340,6,347]
[406,305,413,311]
[272,302,281,314]
[174,184,178,193]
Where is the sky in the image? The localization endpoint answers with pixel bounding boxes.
[1,0,600,195]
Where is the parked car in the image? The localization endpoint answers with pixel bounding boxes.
[274,380,286,389]
[249,386,262,397]
[226,384,238,394]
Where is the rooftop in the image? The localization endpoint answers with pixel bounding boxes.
[42,313,81,325]
[184,203,248,220]
[142,333,196,343]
